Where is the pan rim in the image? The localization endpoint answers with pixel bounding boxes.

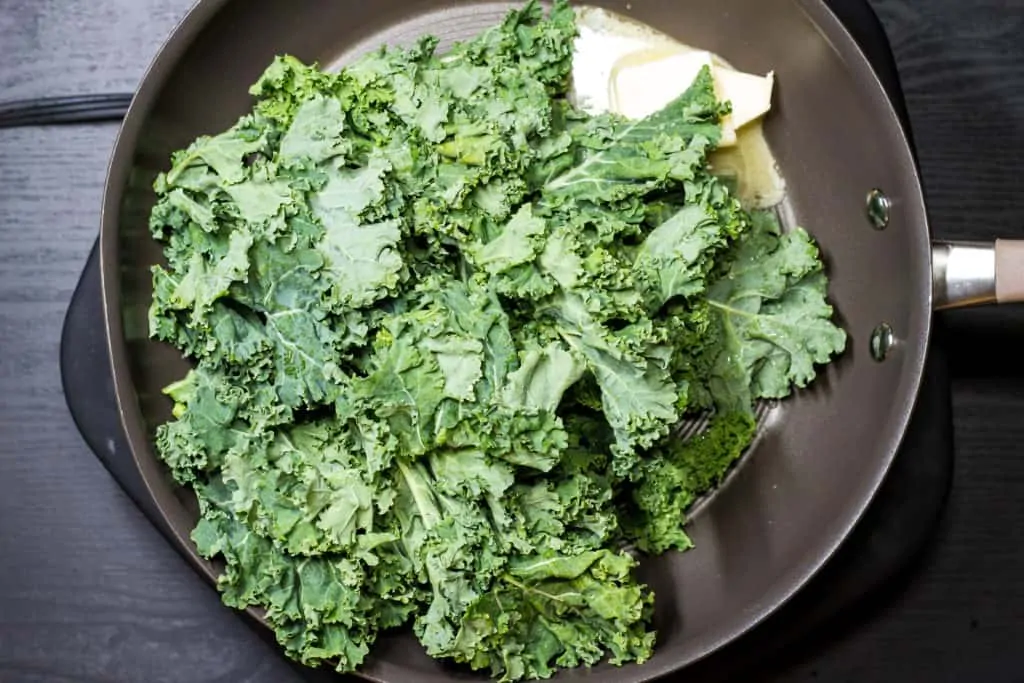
[98,0,934,680]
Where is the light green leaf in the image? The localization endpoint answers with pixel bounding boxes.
[501,342,585,413]
[165,229,252,326]
[541,66,722,204]
[705,213,847,412]
[424,336,485,402]
[467,203,547,275]
[225,178,293,224]
[279,95,348,164]
[634,203,725,305]
[313,154,391,217]
[316,212,404,308]
[164,125,267,186]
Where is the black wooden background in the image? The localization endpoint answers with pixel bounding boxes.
[1,0,1023,681]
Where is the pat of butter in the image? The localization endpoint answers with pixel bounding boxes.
[608,49,774,147]
[715,67,775,145]
[571,22,674,116]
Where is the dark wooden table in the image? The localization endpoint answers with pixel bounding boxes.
[1,1,1023,681]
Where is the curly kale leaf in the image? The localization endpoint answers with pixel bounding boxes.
[700,211,848,413]
[450,549,655,682]
[191,499,413,674]
[621,412,757,554]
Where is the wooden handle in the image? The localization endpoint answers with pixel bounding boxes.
[995,239,1024,304]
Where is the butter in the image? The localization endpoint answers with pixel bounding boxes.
[607,50,774,147]
[569,6,785,208]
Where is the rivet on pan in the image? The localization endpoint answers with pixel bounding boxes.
[866,189,890,230]
[870,323,894,362]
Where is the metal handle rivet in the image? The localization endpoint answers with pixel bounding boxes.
[866,189,890,230]
[870,323,894,362]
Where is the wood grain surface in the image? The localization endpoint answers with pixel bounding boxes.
[1,1,1023,682]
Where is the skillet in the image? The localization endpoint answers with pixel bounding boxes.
[98,0,1024,680]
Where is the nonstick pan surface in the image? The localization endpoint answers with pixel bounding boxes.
[100,1,936,681]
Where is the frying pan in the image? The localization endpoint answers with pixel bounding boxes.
[97,1,1022,681]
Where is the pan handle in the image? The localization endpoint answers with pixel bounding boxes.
[933,240,1024,310]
